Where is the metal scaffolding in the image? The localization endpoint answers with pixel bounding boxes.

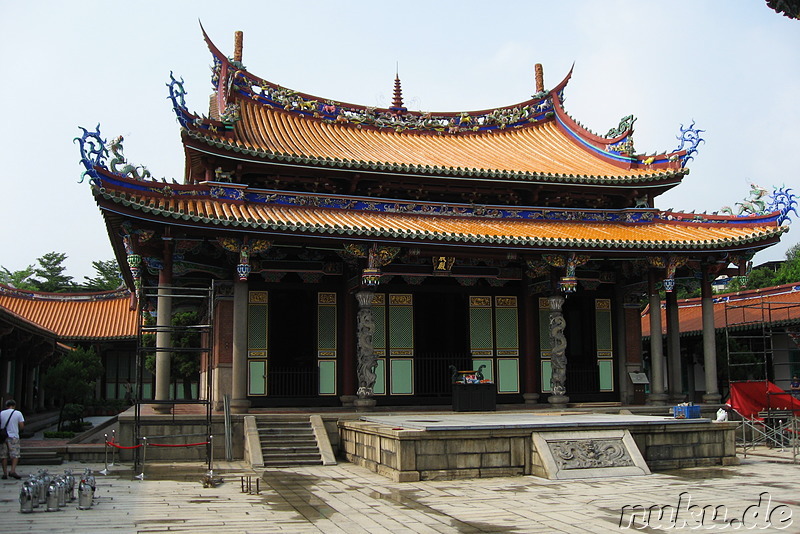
[132,282,215,474]
[725,296,800,461]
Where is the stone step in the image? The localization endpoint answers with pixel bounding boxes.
[19,450,63,466]
[259,429,314,436]
[262,445,319,454]
[257,419,322,467]
[263,457,322,467]
[260,435,316,442]
[256,421,313,429]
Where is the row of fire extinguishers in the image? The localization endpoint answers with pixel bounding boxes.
[19,468,96,513]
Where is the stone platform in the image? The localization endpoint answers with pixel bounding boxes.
[339,412,738,482]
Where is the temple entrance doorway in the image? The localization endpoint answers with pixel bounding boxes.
[414,292,470,399]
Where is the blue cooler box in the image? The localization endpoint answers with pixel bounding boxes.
[673,405,701,419]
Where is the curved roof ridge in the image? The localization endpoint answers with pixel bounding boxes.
[0,284,130,301]
[201,27,562,135]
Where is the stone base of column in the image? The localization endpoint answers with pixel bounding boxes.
[547,394,569,409]
[230,399,251,414]
[523,393,540,405]
[702,392,722,404]
[340,395,357,408]
[354,397,377,412]
[646,392,670,406]
[670,393,687,404]
[152,403,173,414]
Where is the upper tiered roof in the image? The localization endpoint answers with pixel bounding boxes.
[166,28,701,197]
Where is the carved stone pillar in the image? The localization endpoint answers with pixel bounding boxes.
[701,267,721,403]
[354,290,377,412]
[646,270,669,405]
[547,294,568,407]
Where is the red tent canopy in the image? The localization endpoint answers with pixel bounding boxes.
[727,381,800,418]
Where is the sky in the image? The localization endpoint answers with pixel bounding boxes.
[1,1,798,281]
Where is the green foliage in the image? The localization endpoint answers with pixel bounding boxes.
[44,347,103,430]
[42,346,103,405]
[729,242,800,291]
[2,254,121,293]
[744,266,778,289]
[32,251,75,292]
[676,282,701,300]
[0,265,37,290]
[81,259,122,291]
[60,403,85,431]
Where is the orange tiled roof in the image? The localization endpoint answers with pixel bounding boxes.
[93,176,786,252]
[642,283,800,337]
[0,285,137,341]
[185,101,685,184]
[177,29,690,186]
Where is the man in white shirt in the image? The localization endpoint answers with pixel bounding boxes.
[0,399,25,479]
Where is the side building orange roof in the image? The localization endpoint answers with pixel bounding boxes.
[0,285,137,341]
[642,283,800,337]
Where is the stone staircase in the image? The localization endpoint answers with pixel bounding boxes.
[257,419,323,467]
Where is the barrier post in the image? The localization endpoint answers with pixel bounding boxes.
[100,434,109,475]
[110,429,116,466]
[208,434,214,476]
[135,437,147,480]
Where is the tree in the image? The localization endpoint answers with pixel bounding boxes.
[32,252,75,292]
[0,265,37,290]
[735,242,800,291]
[744,266,778,290]
[774,243,800,285]
[82,259,122,291]
[41,346,104,430]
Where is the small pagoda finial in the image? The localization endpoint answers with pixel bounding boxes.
[391,64,406,114]
[535,63,544,94]
[234,31,243,63]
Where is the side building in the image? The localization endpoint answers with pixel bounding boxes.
[642,282,800,401]
[76,29,790,412]
[0,285,137,412]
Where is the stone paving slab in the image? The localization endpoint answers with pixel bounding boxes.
[0,451,797,533]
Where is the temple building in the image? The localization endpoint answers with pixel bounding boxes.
[75,28,792,413]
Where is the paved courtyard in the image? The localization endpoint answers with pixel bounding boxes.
[0,449,797,533]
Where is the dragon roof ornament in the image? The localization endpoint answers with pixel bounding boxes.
[675,121,705,167]
[720,184,797,226]
[76,125,164,185]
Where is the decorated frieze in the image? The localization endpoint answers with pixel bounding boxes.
[228,68,557,135]
[548,438,635,470]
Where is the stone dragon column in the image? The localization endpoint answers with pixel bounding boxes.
[547,294,569,408]
[354,289,377,411]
